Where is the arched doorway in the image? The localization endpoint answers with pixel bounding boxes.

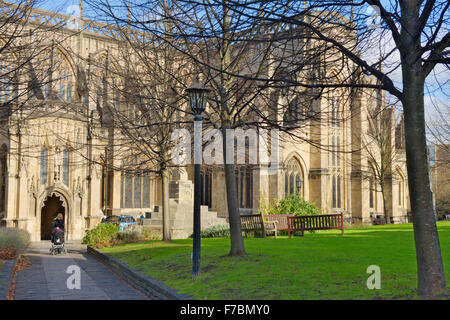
[41,194,65,240]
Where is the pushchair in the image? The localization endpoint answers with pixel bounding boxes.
[50,228,66,255]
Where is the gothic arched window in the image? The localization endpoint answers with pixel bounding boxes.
[329,91,343,209]
[283,96,308,128]
[0,56,15,104]
[284,158,303,197]
[369,165,376,210]
[235,166,253,209]
[284,98,299,127]
[120,158,152,209]
[143,172,151,208]
[30,48,73,102]
[331,92,341,128]
[397,169,405,208]
[58,65,71,101]
[201,169,212,208]
[134,172,142,208]
[331,175,342,209]
[125,171,133,208]
[40,147,48,185]
[369,176,374,209]
[56,57,72,102]
[120,171,124,208]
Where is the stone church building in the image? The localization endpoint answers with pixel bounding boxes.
[0,4,410,241]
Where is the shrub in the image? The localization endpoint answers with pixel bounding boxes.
[117,227,162,243]
[0,228,30,259]
[436,199,450,220]
[190,225,230,238]
[83,224,163,248]
[137,227,163,241]
[261,194,322,216]
[116,229,139,243]
[82,223,119,248]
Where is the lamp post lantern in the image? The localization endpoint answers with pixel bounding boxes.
[187,78,210,278]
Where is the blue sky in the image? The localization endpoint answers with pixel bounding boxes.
[359,2,449,128]
[10,0,450,130]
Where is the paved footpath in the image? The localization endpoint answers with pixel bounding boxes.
[14,241,148,300]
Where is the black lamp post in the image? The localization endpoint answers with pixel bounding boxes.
[187,78,210,278]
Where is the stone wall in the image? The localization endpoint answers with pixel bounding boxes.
[141,179,227,239]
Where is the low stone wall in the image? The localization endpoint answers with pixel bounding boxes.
[351,214,413,225]
[392,214,412,224]
[87,246,190,300]
[0,257,18,300]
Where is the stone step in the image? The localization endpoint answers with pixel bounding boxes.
[140,207,228,238]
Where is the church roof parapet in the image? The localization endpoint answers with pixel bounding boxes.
[0,1,151,42]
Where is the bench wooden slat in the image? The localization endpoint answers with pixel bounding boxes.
[240,214,268,238]
[240,213,344,238]
[288,213,344,237]
[262,214,293,230]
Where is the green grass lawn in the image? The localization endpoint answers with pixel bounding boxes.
[101,222,450,300]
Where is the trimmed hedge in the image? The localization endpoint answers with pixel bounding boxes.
[190,225,230,238]
[82,223,120,248]
[117,227,162,243]
[82,223,162,248]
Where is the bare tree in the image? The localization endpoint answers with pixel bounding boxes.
[84,1,449,297]
[85,0,286,256]
[427,100,450,152]
[426,101,449,219]
[225,0,449,298]
[363,104,401,224]
[108,45,189,242]
[78,1,192,242]
[84,0,369,257]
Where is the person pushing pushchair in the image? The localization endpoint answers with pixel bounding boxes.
[50,213,66,255]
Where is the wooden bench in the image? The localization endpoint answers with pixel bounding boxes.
[288,213,344,237]
[263,214,294,237]
[240,214,277,238]
[373,215,386,225]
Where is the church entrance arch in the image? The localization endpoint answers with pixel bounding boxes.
[40,193,67,240]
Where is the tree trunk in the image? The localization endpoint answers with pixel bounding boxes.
[379,183,391,224]
[402,57,446,297]
[222,123,246,256]
[161,169,171,242]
